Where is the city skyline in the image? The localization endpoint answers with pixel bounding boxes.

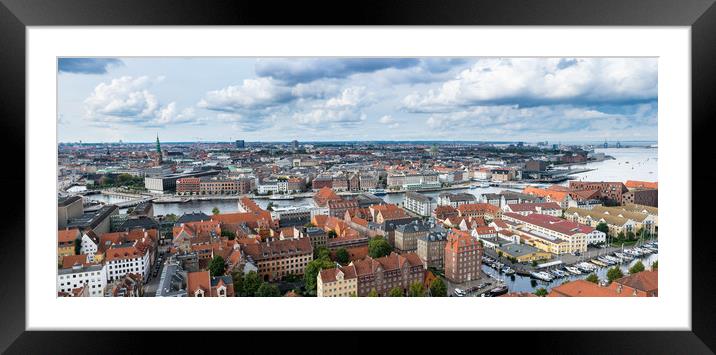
[58,57,657,143]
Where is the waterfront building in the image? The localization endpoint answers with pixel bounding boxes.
[496,243,551,263]
[432,205,459,221]
[58,195,83,229]
[386,171,440,190]
[403,191,435,217]
[564,207,637,237]
[67,205,119,235]
[313,187,342,207]
[549,272,657,297]
[502,212,604,253]
[328,199,360,218]
[444,229,483,283]
[568,181,629,205]
[503,202,562,216]
[437,192,477,208]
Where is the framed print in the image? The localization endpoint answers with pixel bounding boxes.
[2,0,715,353]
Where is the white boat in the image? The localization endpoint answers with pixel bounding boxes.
[479,182,490,188]
[369,189,387,196]
[269,194,295,200]
[591,259,607,267]
[530,271,553,281]
[565,266,582,275]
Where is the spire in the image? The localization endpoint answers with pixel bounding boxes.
[156,133,161,154]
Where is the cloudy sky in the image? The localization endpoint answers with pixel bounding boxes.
[57,57,657,143]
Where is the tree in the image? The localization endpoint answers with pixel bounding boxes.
[304,258,336,293]
[208,256,226,277]
[497,251,503,259]
[335,248,350,264]
[617,231,626,240]
[626,231,636,241]
[408,282,425,297]
[231,271,244,295]
[534,287,548,297]
[651,260,658,270]
[368,236,393,258]
[629,260,645,274]
[221,230,236,240]
[585,273,599,284]
[596,222,609,235]
[266,202,275,211]
[531,260,538,267]
[165,213,178,223]
[242,271,263,297]
[388,287,403,297]
[607,266,624,283]
[212,207,220,215]
[367,289,379,297]
[74,238,82,255]
[327,230,338,239]
[429,278,447,297]
[314,246,330,260]
[305,222,316,228]
[256,283,281,297]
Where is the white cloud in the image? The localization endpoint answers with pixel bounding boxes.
[291,87,372,128]
[83,76,201,127]
[198,78,293,111]
[402,58,658,112]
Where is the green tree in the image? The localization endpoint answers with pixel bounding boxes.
[304,258,336,293]
[165,213,178,222]
[651,260,658,270]
[208,256,226,277]
[266,202,275,211]
[607,266,624,283]
[497,251,503,259]
[336,248,350,264]
[534,287,548,297]
[221,230,236,240]
[408,282,425,297]
[231,271,244,296]
[388,287,403,297]
[74,238,82,255]
[626,231,636,241]
[429,278,447,297]
[242,271,263,297]
[256,283,281,297]
[531,260,538,267]
[212,207,220,215]
[585,273,599,284]
[629,260,645,274]
[314,246,330,260]
[596,222,609,235]
[367,288,379,297]
[368,236,393,258]
[327,230,338,238]
[617,231,626,240]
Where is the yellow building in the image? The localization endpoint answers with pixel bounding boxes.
[317,265,358,297]
[497,243,552,263]
[58,228,80,264]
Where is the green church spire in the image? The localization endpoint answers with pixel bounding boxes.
[156,134,161,154]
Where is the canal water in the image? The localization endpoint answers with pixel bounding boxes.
[481,252,658,293]
[84,146,657,218]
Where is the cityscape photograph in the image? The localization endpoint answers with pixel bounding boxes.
[57,57,658,298]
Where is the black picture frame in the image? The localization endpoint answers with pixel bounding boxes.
[1,0,714,353]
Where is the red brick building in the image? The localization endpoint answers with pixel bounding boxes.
[568,181,628,205]
[444,229,483,283]
[351,252,425,296]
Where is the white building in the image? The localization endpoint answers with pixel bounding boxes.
[403,192,434,217]
[80,231,100,262]
[104,238,154,282]
[57,263,107,297]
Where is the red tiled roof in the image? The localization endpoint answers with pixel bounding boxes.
[614,270,658,292]
[504,212,595,235]
[625,180,658,189]
[549,279,636,297]
[58,229,80,243]
[187,271,211,295]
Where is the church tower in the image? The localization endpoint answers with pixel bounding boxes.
[155,134,163,165]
